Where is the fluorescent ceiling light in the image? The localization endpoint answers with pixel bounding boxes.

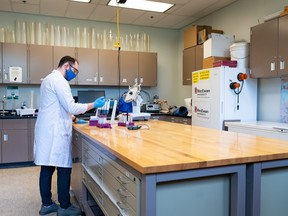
[70,0,91,3]
[108,0,174,13]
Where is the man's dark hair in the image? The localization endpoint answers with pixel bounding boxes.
[58,56,79,67]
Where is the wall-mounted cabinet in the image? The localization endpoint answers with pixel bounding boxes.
[139,52,157,86]
[28,44,53,84]
[0,42,157,86]
[183,45,203,85]
[120,50,138,86]
[250,15,288,78]
[120,51,157,87]
[2,43,28,83]
[98,49,119,85]
[53,46,77,85]
[77,48,99,85]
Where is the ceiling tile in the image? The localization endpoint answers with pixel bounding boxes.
[132,12,167,26]
[173,0,218,16]
[116,8,146,25]
[0,0,12,11]
[152,14,189,28]
[12,1,40,14]
[65,1,97,20]
[88,4,115,22]
[40,0,68,17]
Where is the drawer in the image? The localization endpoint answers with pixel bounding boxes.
[83,139,138,197]
[83,152,103,184]
[83,169,128,216]
[3,119,28,129]
[103,160,138,197]
[103,167,137,212]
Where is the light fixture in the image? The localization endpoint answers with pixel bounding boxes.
[108,0,174,13]
[70,0,91,3]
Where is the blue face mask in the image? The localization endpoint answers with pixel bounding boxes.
[65,68,76,81]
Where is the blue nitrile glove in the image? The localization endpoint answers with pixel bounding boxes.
[94,96,105,108]
[76,119,88,124]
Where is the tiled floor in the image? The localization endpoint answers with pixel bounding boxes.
[0,165,58,216]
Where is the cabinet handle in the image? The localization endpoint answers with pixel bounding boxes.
[280,60,285,70]
[3,134,8,141]
[271,62,275,71]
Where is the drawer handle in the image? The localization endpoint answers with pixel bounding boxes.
[117,176,130,184]
[117,188,131,197]
[116,201,129,211]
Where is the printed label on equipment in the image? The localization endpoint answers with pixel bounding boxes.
[193,102,210,122]
[192,72,199,84]
[200,70,210,80]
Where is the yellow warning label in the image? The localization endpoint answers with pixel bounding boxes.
[200,70,210,80]
[192,72,199,84]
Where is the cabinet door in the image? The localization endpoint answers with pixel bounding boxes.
[120,51,138,86]
[250,19,278,78]
[183,47,196,85]
[98,49,119,85]
[2,119,29,163]
[29,44,53,84]
[0,43,2,83]
[278,15,288,76]
[29,118,36,161]
[53,46,77,85]
[77,48,99,85]
[195,45,203,71]
[2,43,28,83]
[138,52,157,86]
[0,120,2,163]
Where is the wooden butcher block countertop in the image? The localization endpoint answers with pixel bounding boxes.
[73,120,288,174]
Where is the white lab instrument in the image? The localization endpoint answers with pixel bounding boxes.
[192,66,257,130]
[123,82,151,120]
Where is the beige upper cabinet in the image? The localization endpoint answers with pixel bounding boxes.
[183,47,196,85]
[2,43,28,83]
[98,49,119,86]
[76,48,99,85]
[183,45,203,86]
[138,52,157,87]
[53,46,77,85]
[120,51,157,87]
[1,42,157,86]
[250,15,288,78]
[0,44,2,83]
[278,15,288,76]
[29,44,53,84]
[120,50,138,86]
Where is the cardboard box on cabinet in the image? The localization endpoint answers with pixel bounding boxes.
[198,29,224,44]
[203,33,234,58]
[202,56,229,69]
[184,25,212,49]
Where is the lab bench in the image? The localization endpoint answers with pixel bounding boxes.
[72,120,288,216]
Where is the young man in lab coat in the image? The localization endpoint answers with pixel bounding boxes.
[34,56,105,216]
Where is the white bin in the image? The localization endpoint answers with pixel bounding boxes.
[230,42,249,68]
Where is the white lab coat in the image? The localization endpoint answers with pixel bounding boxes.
[34,70,87,168]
